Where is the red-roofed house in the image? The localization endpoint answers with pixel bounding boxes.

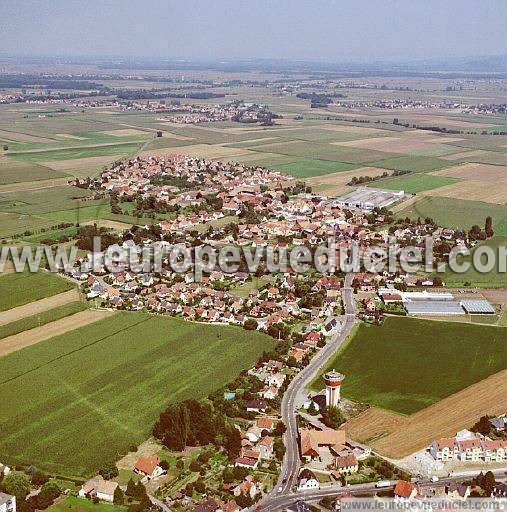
[134,455,163,479]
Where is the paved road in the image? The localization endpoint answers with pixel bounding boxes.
[259,472,507,511]
[255,273,357,510]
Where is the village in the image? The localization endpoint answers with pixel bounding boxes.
[2,154,487,511]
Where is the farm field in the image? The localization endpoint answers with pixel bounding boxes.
[0,301,86,340]
[272,159,357,178]
[0,272,75,311]
[395,196,507,235]
[0,308,115,357]
[311,317,507,414]
[0,312,276,476]
[440,236,507,288]
[343,369,507,459]
[370,155,455,173]
[0,157,67,184]
[372,173,460,193]
[306,166,392,196]
[49,496,126,512]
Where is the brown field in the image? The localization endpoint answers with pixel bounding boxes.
[432,162,507,182]
[390,194,419,212]
[307,166,391,196]
[333,132,465,154]
[43,155,123,171]
[480,288,507,307]
[342,407,407,445]
[140,143,253,159]
[0,309,116,357]
[81,219,134,231]
[421,180,507,204]
[320,124,390,136]
[442,149,488,161]
[0,129,55,143]
[101,129,149,137]
[0,289,79,326]
[0,179,69,193]
[55,134,87,140]
[346,370,507,459]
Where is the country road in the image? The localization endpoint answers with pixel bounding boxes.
[254,273,358,510]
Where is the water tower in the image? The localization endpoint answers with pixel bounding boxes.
[324,370,345,407]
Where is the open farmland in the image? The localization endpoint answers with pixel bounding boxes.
[433,162,507,181]
[343,370,507,459]
[0,272,75,312]
[440,236,507,288]
[372,173,460,193]
[0,157,67,184]
[311,317,507,414]
[0,308,115,357]
[420,179,507,204]
[395,196,507,234]
[0,301,86,340]
[0,312,276,476]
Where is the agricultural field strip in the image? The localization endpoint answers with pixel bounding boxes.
[0,301,87,340]
[0,309,116,358]
[0,289,79,324]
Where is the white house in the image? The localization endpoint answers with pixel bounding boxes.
[0,493,15,512]
[297,469,319,491]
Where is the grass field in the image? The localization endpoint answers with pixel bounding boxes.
[440,235,507,288]
[50,496,126,512]
[373,173,460,193]
[0,272,74,311]
[395,196,507,235]
[311,317,507,414]
[0,312,276,476]
[370,155,454,173]
[0,157,67,184]
[272,159,357,178]
[12,142,143,162]
[0,301,86,339]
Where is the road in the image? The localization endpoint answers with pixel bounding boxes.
[259,472,507,511]
[255,273,357,510]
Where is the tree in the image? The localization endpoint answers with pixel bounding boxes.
[471,415,492,436]
[485,216,494,237]
[31,471,49,486]
[40,481,60,501]
[99,462,119,480]
[114,486,125,505]
[481,471,496,495]
[126,478,137,497]
[243,318,258,331]
[2,471,31,500]
[321,406,345,429]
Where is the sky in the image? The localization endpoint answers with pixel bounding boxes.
[1,0,506,63]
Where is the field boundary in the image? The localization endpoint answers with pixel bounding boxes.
[0,289,79,326]
[0,309,116,358]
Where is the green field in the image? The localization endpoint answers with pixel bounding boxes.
[0,157,67,184]
[0,301,86,339]
[440,235,507,288]
[0,272,74,311]
[12,142,143,162]
[50,497,126,512]
[273,159,357,178]
[396,196,507,235]
[0,312,276,476]
[311,317,507,414]
[373,174,460,193]
[371,155,454,173]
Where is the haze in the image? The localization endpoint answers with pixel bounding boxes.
[1,0,506,62]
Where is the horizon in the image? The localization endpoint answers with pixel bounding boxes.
[1,0,507,63]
